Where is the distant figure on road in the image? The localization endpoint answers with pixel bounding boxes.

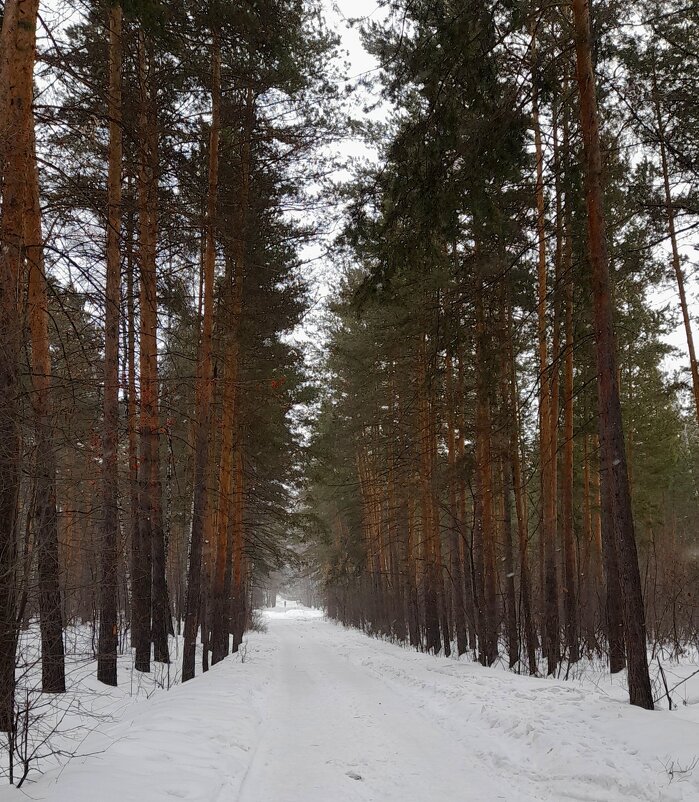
[284,601,287,609]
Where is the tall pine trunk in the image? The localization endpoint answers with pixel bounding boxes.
[97,1,122,688]
[230,443,246,652]
[561,220,579,664]
[211,89,253,664]
[138,45,169,665]
[27,117,66,694]
[572,0,653,709]
[133,30,156,673]
[557,88,579,665]
[417,334,441,654]
[456,350,477,649]
[474,275,497,667]
[532,31,559,675]
[125,187,140,649]
[0,0,40,730]
[505,298,538,674]
[445,350,468,656]
[386,389,405,641]
[183,34,221,682]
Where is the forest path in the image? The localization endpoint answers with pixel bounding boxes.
[236,612,699,802]
[235,612,510,802]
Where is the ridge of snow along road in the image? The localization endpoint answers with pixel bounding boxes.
[7,610,699,801]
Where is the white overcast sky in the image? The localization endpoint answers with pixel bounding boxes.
[293,1,387,354]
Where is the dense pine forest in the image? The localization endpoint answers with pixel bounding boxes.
[1,0,699,794]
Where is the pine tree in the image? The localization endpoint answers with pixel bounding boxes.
[0,0,41,731]
[571,0,653,710]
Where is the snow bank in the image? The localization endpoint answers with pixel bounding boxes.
[3,616,699,801]
[0,631,274,801]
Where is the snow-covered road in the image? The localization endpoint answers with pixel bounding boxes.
[12,610,699,801]
[239,614,699,802]
[238,613,511,801]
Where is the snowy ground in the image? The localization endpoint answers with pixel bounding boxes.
[4,607,699,801]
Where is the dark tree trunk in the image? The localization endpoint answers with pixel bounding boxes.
[502,461,519,669]
[532,31,559,675]
[558,92,580,666]
[505,299,537,674]
[417,335,441,655]
[27,116,66,694]
[600,462,626,674]
[151,484,170,663]
[561,233,580,664]
[405,494,421,648]
[97,2,122,688]
[572,0,653,709]
[230,444,246,652]
[133,30,159,674]
[446,351,468,656]
[474,276,498,667]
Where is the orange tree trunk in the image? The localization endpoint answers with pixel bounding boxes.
[580,433,595,648]
[572,0,653,709]
[0,0,40,729]
[405,489,421,647]
[200,408,220,674]
[182,33,221,682]
[211,89,253,663]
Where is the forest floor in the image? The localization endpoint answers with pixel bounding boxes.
[4,606,699,801]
